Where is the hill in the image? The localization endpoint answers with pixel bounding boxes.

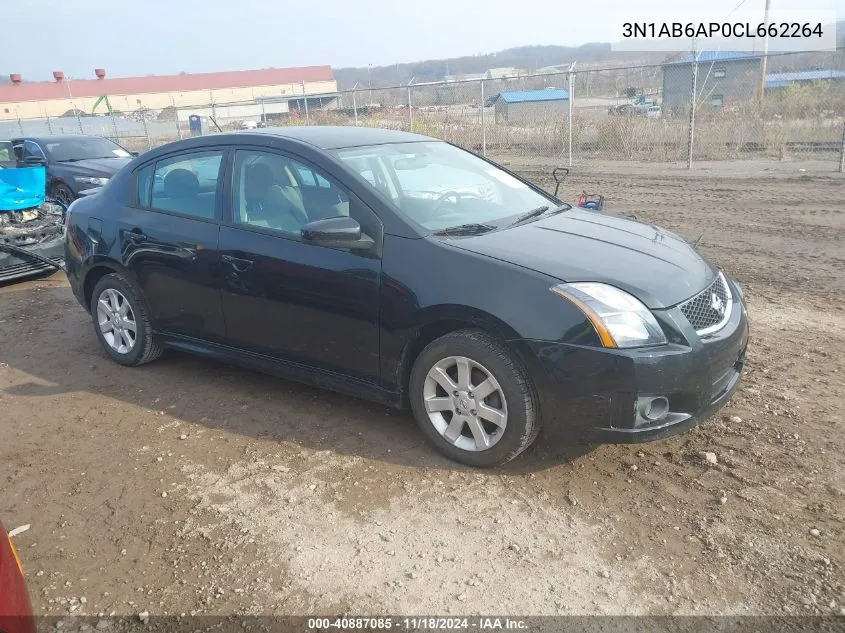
[333,44,660,88]
[334,21,845,89]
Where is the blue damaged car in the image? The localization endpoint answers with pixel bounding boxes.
[0,162,66,282]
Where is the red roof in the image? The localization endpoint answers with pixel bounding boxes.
[0,66,334,103]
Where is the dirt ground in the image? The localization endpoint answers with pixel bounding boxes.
[1,158,844,619]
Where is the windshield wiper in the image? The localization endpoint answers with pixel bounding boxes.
[55,158,86,163]
[433,223,496,237]
[508,203,568,227]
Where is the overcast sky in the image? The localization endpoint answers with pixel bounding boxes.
[5,0,842,80]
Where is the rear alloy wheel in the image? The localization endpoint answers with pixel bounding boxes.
[90,273,164,366]
[96,288,137,354]
[409,330,539,467]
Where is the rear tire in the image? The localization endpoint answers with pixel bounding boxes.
[409,329,539,467]
[90,273,163,366]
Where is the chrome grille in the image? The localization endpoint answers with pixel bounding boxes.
[679,273,732,334]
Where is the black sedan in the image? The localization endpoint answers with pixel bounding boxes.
[63,127,749,466]
[11,135,135,205]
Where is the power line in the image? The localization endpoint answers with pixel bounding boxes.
[725,0,749,20]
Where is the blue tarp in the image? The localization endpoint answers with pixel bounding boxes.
[0,166,46,211]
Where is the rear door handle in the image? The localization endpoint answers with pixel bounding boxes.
[222,254,254,273]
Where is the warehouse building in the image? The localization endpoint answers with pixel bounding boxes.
[0,66,337,122]
[662,52,761,111]
[764,69,845,89]
[488,89,569,123]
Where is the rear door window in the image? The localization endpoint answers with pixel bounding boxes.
[149,151,224,220]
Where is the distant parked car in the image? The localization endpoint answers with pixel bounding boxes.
[64,127,748,467]
[608,103,653,117]
[11,135,136,205]
[0,522,35,633]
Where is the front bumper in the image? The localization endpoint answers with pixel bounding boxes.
[0,237,65,283]
[513,288,749,443]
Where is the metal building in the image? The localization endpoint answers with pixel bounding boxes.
[765,69,845,89]
[661,52,761,112]
[489,89,569,123]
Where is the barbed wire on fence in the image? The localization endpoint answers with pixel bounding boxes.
[2,48,844,170]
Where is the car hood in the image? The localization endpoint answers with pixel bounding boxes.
[446,209,716,308]
[55,157,131,177]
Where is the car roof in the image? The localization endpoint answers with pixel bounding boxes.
[11,134,107,144]
[237,126,436,149]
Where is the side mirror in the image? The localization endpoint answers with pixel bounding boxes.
[130,151,140,157]
[301,216,373,249]
[24,156,46,166]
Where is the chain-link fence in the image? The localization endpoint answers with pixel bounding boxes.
[3,48,844,170]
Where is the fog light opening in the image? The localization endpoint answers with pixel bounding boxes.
[640,396,670,422]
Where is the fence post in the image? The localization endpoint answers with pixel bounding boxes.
[353,88,359,127]
[108,98,120,142]
[480,79,486,156]
[839,121,845,173]
[568,63,576,167]
[66,79,84,133]
[302,81,309,124]
[171,96,183,140]
[687,47,699,170]
[142,117,151,150]
[407,85,413,132]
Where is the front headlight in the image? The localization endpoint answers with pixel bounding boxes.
[73,176,109,186]
[551,282,667,348]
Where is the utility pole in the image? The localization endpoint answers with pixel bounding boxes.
[688,42,700,170]
[759,0,772,98]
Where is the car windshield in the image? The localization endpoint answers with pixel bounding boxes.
[44,137,132,162]
[0,141,13,162]
[333,141,560,232]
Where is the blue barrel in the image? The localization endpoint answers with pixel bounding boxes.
[188,115,203,136]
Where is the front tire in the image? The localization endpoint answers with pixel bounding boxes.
[50,182,75,207]
[90,273,163,366]
[409,329,539,467]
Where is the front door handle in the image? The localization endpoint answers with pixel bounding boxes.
[222,254,254,273]
[126,229,147,243]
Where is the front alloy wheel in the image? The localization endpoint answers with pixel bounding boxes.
[423,356,508,452]
[409,329,539,467]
